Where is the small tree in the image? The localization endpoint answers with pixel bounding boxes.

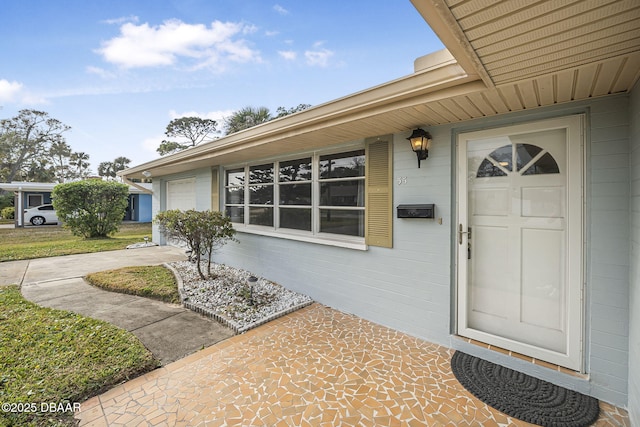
[157,117,219,156]
[155,209,237,279]
[52,180,129,238]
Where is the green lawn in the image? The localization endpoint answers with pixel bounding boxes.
[86,265,180,304]
[0,223,152,262]
[0,286,158,426]
[0,222,158,425]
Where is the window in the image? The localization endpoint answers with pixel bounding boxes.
[477,143,560,178]
[224,168,245,223]
[224,149,365,239]
[279,158,312,231]
[318,150,365,237]
[249,164,274,226]
[27,194,43,208]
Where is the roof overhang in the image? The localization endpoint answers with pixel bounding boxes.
[0,182,57,192]
[0,181,153,195]
[121,49,482,179]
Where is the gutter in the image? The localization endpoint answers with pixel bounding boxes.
[121,177,152,194]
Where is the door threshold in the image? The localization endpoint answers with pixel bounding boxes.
[454,335,587,379]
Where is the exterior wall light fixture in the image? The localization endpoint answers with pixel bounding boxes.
[407,128,432,168]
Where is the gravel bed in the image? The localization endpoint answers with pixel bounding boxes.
[167,261,313,333]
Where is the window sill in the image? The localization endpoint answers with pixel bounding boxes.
[233,225,368,251]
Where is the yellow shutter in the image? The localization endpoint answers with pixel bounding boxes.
[365,136,393,248]
[211,167,220,211]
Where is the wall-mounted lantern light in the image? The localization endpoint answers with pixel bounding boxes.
[406,128,432,168]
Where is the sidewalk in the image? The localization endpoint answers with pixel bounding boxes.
[1,245,188,287]
[1,246,235,365]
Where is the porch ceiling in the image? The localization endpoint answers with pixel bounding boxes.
[122,0,640,179]
[441,0,640,86]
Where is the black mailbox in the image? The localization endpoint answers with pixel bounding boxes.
[397,204,435,218]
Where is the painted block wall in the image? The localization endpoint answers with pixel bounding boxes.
[151,168,212,244]
[628,80,640,424]
[214,132,453,345]
[151,180,162,243]
[152,97,631,407]
[587,96,631,406]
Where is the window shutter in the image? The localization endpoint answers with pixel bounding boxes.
[365,136,393,248]
[211,167,220,211]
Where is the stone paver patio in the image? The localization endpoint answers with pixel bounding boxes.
[76,303,629,426]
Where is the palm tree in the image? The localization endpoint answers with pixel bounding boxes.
[97,161,115,179]
[98,157,130,180]
[48,141,72,182]
[70,152,91,179]
[224,106,271,135]
[113,156,131,172]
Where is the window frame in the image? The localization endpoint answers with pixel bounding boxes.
[224,145,367,249]
[317,149,366,238]
[27,194,43,208]
[278,157,313,232]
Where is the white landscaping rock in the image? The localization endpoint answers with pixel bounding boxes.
[167,261,313,333]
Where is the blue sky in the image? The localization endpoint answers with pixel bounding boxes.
[0,1,443,171]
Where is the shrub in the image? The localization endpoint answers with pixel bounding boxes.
[155,209,237,279]
[0,193,13,211]
[52,180,129,238]
[1,206,14,219]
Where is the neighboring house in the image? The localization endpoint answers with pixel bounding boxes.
[0,181,153,226]
[118,0,640,420]
[123,183,153,223]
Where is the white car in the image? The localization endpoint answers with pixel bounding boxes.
[24,204,59,226]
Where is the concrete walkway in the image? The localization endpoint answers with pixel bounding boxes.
[0,246,235,365]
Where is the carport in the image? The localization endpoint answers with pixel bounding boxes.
[0,182,56,227]
[0,181,154,226]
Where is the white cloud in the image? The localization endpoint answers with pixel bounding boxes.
[0,79,47,105]
[86,66,117,79]
[141,133,165,154]
[102,15,139,25]
[0,79,23,103]
[278,50,297,61]
[305,48,334,67]
[96,19,261,70]
[273,4,289,15]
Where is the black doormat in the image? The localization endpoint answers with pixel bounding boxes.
[451,351,600,427]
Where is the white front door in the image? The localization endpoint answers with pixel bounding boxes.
[457,115,583,370]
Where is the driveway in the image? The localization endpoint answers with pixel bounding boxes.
[0,246,235,365]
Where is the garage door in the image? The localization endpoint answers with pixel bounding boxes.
[167,178,196,210]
